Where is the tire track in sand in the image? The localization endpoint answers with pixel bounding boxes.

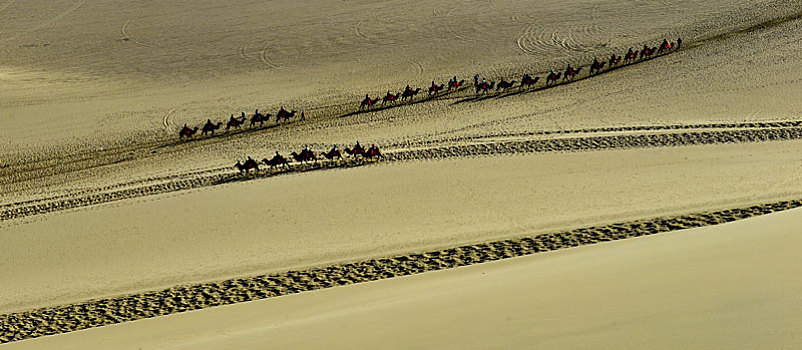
[2,198,801,344]
[4,125,802,222]
[28,0,86,32]
[259,46,281,69]
[120,20,153,46]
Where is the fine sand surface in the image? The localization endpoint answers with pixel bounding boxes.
[3,140,802,315]
[8,206,801,349]
[3,0,802,346]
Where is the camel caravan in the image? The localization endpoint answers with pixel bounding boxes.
[359,37,681,107]
[234,142,384,175]
[182,37,681,141]
[179,106,304,139]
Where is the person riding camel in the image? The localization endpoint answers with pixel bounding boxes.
[661,38,669,50]
[330,144,338,154]
[431,80,437,91]
[643,43,650,54]
[550,68,556,76]
[627,47,634,57]
[566,64,574,75]
[611,53,618,61]
[229,114,236,123]
[405,85,411,93]
[481,77,487,86]
[593,57,600,66]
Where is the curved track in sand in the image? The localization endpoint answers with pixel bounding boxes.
[4,123,802,222]
[2,198,800,344]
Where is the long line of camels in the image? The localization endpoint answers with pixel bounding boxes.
[234,142,383,174]
[182,37,682,170]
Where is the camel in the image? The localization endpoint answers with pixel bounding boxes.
[546,72,561,85]
[291,149,316,163]
[496,79,517,91]
[609,54,621,67]
[275,109,297,123]
[322,149,343,160]
[179,126,199,139]
[234,158,259,174]
[262,154,288,169]
[250,111,272,127]
[401,87,421,101]
[359,97,380,109]
[563,67,583,81]
[201,120,222,136]
[345,143,366,157]
[428,83,445,96]
[625,50,638,64]
[520,75,540,89]
[589,60,606,75]
[448,79,465,90]
[364,145,384,159]
[475,81,495,95]
[226,114,246,131]
[382,92,401,105]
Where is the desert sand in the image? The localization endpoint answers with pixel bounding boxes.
[6,205,802,349]
[2,0,802,346]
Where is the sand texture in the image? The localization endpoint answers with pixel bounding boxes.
[2,199,801,344]
[3,0,802,347]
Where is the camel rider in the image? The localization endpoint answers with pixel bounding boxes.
[405,85,410,93]
[247,156,255,164]
[566,64,574,75]
[550,68,556,76]
[481,77,487,86]
[241,111,246,119]
[229,114,236,123]
[355,140,362,150]
[593,57,600,66]
[431,80,436,90]
[611,53,618,61]
[661,38,669,50]
[452,76,458,85]
[627,47,634,57]
[330,144,338,154]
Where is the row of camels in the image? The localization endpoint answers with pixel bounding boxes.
[235,143,384,174]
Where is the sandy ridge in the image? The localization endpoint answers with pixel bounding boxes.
[2,36,684,182]
[3,126,802,222]
[2,199,800,344]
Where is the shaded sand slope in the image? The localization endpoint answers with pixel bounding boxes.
[3,140,802,314]
[5,4,802,202]
[9,204,802,349]
[3,0,800,159]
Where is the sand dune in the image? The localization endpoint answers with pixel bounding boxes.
[3,0,802,346]
[7,206,802,349]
